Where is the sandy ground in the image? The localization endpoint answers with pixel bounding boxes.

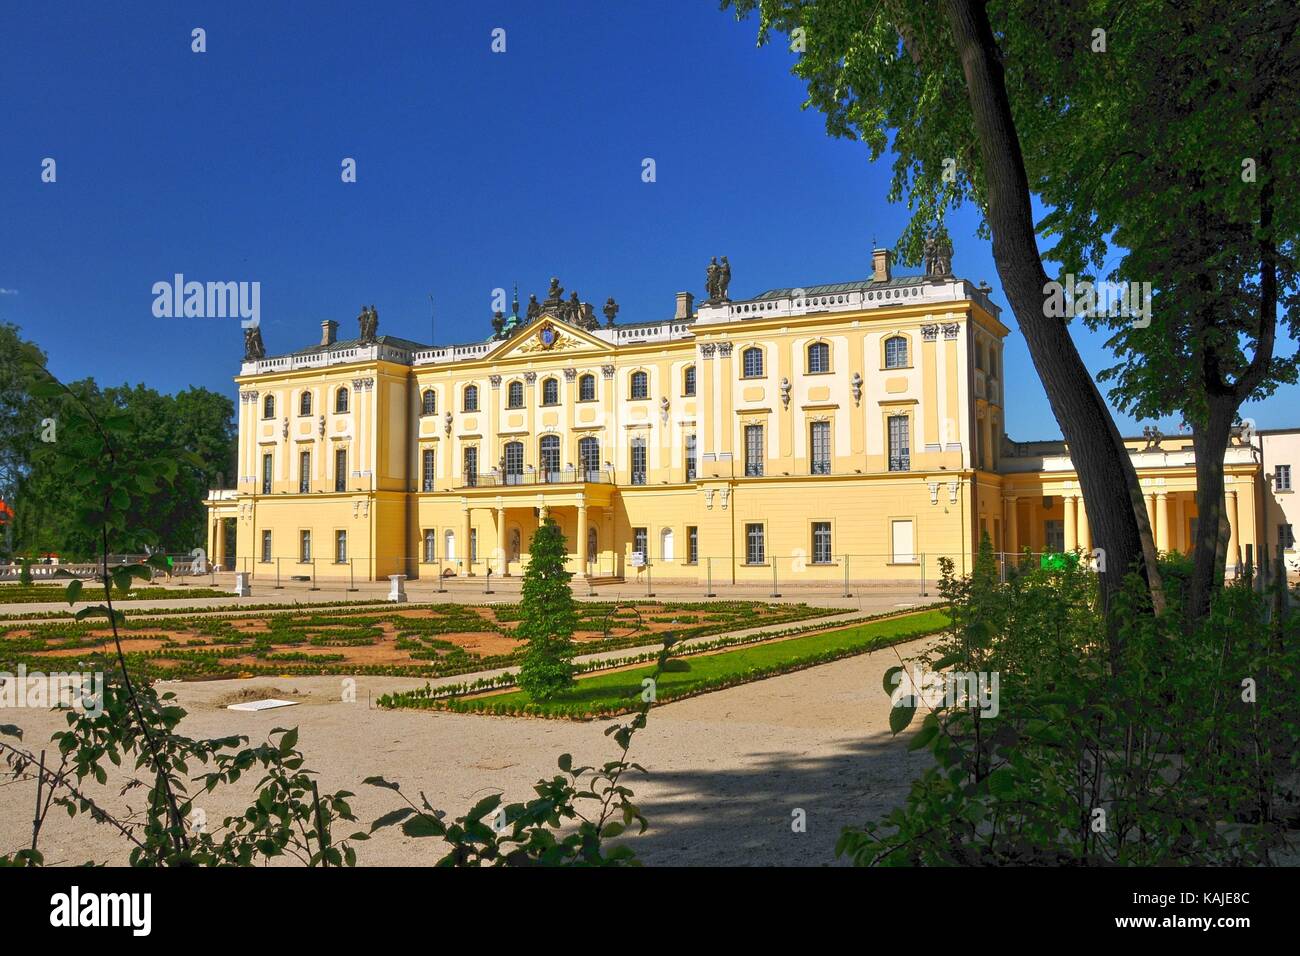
[0,637,936,867]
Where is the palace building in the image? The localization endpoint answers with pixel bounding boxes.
[205,249,1284,586]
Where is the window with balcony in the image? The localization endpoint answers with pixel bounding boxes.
[579,436,601,482]
[262,453,273,494]
[422,449,436,491]
[744,424,764,477]
[503,441,524,484]
[810,421,831,474]
[299,450,311,493]
[685,434,697,481]
[887,414,910,471]
[335,448,347,492]
[630,437,647,485]
[463,446,478,487]
[539,434,561,482]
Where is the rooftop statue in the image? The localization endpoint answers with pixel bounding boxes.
[705,256,732,303]
[923,229,954,278]
[603,297,619,328]
[243,324,265,361]
[358,304,379,344]
[526,294,541,323]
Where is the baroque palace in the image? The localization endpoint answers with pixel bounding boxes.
[205,247,1286,586]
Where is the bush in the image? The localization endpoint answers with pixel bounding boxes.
[515,519,578,701]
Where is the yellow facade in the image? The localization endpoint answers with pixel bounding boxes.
[205,260,1269,586]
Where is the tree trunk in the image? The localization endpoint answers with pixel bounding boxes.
[1188,402,1235,621]
[944,0,1165,624]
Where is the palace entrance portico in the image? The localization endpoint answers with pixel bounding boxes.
[456,477,618,578]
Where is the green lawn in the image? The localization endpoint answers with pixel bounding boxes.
[388,607,950,719]
[0,584,230,604]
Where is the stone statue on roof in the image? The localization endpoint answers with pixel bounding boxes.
[358,304,379,344]
[603,297,619,328]
[924,228,954,278]
[526,294,541,323]
[705,257,720,302]
[243,324,265,361]
[718,256,731,301]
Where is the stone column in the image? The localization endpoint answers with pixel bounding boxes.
[576,499,588,577]
[1145,491,1157,539]
[462,507,473,575]
[1004,496,1018,556]
[1225,488,1240,575]
[1063,494,1077,552]
[1077,500,1091,554]
[496,505,508,576]
[1155,492,1169,552]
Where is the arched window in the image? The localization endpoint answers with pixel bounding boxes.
[299,391,312,415]
[579,436,601,481]
[262,394,275,419]
[507,380,525,409]
[742,347,764,378]
[335,386,349,414]
[807,342,830,374]
[444,529,456,561]
[660,527,675,561]
[683,366,697,396]
[541,377,560,406]
[578,373,596,402]
[629,370,649,400]
[539,434,561,481]
[884,335,909,369]
[423,529,437,563]
[463,384,479,412]
[422,389,437,416]
[503,441,524,484]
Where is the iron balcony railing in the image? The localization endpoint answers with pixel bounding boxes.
[458,470,613,488]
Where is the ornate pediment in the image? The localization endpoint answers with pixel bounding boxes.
[487,314,612,361]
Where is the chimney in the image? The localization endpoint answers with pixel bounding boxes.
[674,291,694,321]
[872,248,892,283]
[320,320,338,346]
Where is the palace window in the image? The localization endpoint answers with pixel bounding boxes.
[685,433,697,481]
[444,529,456,561]
[629,371,649,400]
[507,381,525,409]
[810,421,831,475]
[262,453,273,494]
[422,449,436,491]
[1045,520,1065,553]
[812,522,832,564]
[261,530,272,563]
[463,384,479,412]
[884,335,909,369]
[542,377,560,406]
[299,391,312,416]
[742,347,764,378]
[683,366,697,396]
[579,373,596,402]
[687,526,698,565]
[579,436,601,481]
[263,394,275,419]
[660,528,675,561]
[335,448,347,492]
[539,434,561,481]
[630,436,647,485]
[744,424,765,477]
[335,387,349,414]
[807,342,830,374]
[503,441,524,484]
[1278,464,1292,491]
[299,450,311,493]
[335,530,347,564]
[299,530,312,563]
[745,523,765,565]
[422,389,437,416]
[632,527,648,561]
[463,446,478,487]
[423,529,437,563]
[891,519,915,564]
[887,415,910,471]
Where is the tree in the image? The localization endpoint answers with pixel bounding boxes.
[724,0,1167,622]
[516,519,578,700]
[0,324,48,553]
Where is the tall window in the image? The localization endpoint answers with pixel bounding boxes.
[463,384,479,412]
[335,387,349,413]
[463,446,478,487]
[539,435,561,481]
[503,441,524,484]
[335,448,347,492]
[632,527,648,560]
[422,389,437,415]
[1278,464,1293,491]
[507,381,524,408]
[299,530,312,563]
[660,528,675,561]
[542,377,559,406]
[685,434,697,481]
[579,436,601,481]
[630,437,647,485]
[810,421,831,475]
[812,522,832,564]
[444,529,456,561]
[888,415,910,471]
[470,528,478,562]
[745,424,764,477]
[683,366,697,396]
[745,523,765,565]
[629,371,649,399]
[1045,520,1065,553]
[261,530,272,563]
[299,391,312,416]
[422,449,436,491]
[884,335,909,368]
[262,453,273,494]
[299,450,311,493]
[423,529,437,563]
[579,373,596,401]
[687,526,698,564]
[807,342,830,373]
[262,394,275,419]
[742,347,764,378]
[335,530,347,564]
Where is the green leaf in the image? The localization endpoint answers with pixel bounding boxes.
[888,701,917,735]
[65,579,83,606]
[882,664,905,696]
[402,814,445,838]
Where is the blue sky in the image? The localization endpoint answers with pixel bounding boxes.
[1,0,1294,440]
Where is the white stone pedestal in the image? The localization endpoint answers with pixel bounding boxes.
[387,574,408,603]
[234,572,252,597]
